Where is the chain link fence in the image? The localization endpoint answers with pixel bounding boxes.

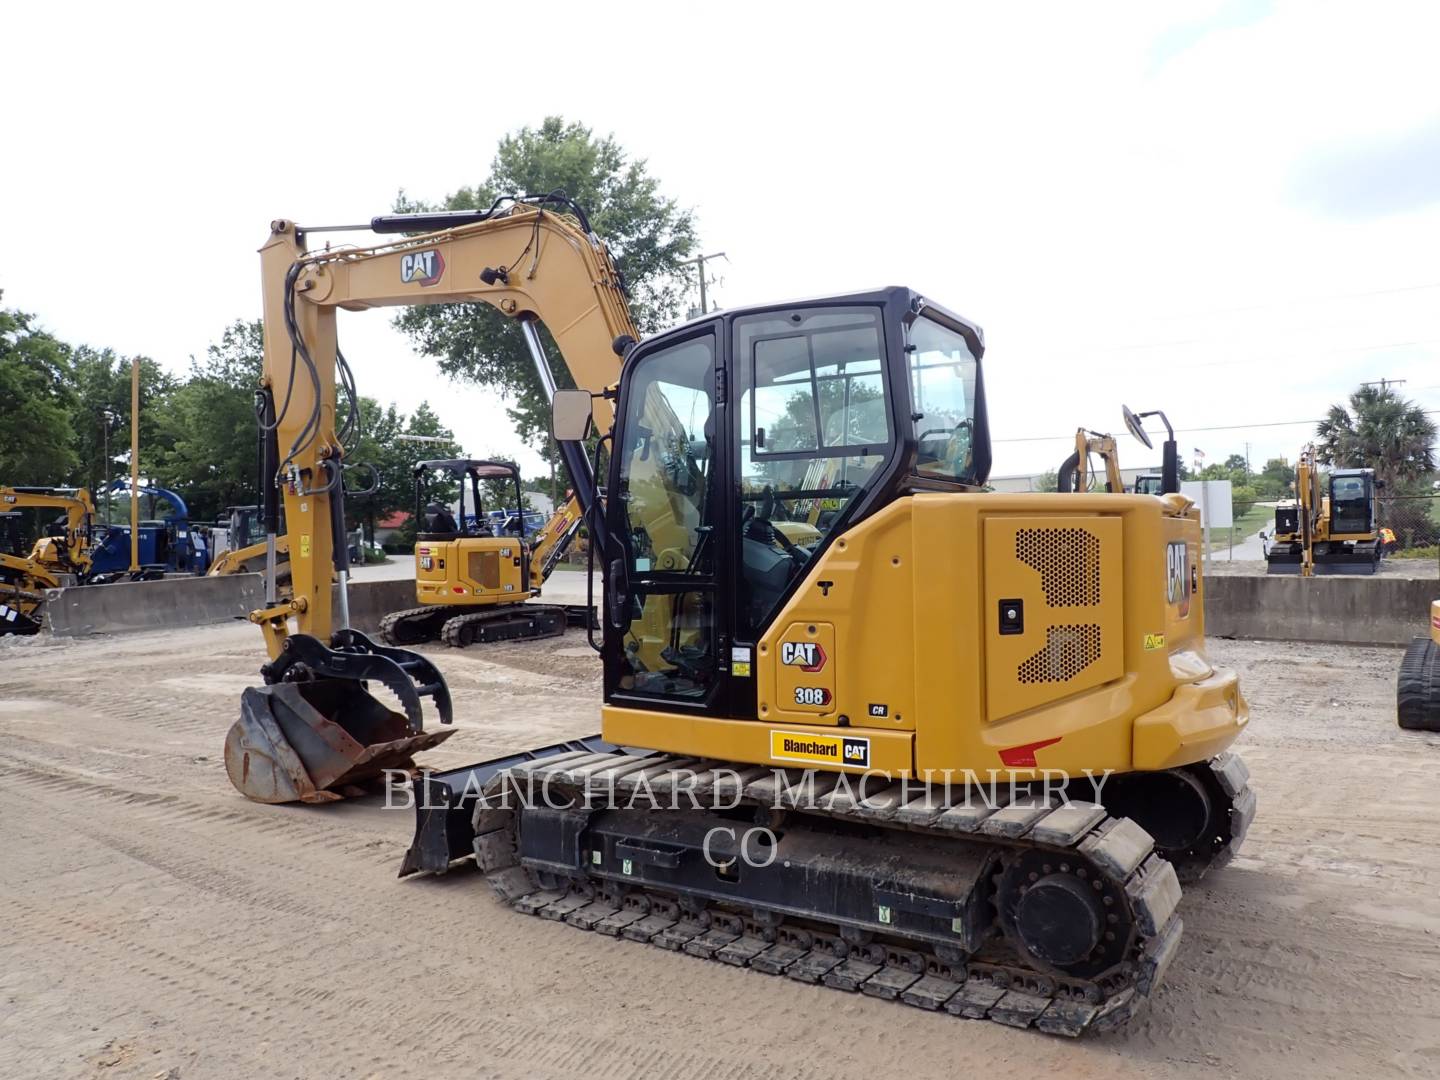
[1378,493,1439,556]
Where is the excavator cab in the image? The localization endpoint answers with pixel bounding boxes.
[1328,469,1376,536]
[598,290,991,703]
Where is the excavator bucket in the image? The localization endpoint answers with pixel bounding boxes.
[226,681,455,804]
[225,630,456,804]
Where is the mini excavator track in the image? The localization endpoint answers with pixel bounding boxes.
[379,604,567,648]
[459,751,1253,1035]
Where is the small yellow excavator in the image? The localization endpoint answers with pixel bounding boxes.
[378,458,586,647]
[226,195,1252,1036]
[1398,599,1440,731]
[0,486,97,633]
[1266,445,1382,575]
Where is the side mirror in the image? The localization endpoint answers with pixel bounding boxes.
[552,389,594,442]
[1122,404,1153,449]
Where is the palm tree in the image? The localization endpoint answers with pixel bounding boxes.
[1315,384,1437,492]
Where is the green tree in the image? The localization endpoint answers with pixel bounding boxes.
[1254,456,1295,499]
[148,321,263,523]
[349,399,463,545]
[1034,469,1059,492]
[1198,456,1249,485]
[1230,483,1258,518]
[0,300,79,483]
[392,117,697,461]
[1316,384,1437,491]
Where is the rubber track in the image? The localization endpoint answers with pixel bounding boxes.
[377,605,450,647]
[1397,637,1440,731]
[472,752,1254,1036]
[439,605,566,648]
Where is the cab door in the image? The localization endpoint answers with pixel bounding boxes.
[604,328,728,710]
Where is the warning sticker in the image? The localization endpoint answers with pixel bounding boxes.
[1144,633,1166,651]
[769,730,870,769]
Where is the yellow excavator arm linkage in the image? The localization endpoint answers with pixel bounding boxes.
[1061,432,1123,494]
[257,204,635,655]
[527,493,585,590]
[0,487,97,573]
[208,534,291,577]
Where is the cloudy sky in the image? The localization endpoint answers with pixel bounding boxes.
[3,0,1437,480]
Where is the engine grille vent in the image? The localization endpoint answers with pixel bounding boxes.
[467,550,500,590]
[1015,528,1101,607]
[1018,624,1102,684]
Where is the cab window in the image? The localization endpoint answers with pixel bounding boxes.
[908,316,978,482]
[736,307,890,638]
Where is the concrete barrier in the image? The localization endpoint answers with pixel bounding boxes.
[45,574,264,637]
[1205,573,1435,646]
[40,575,533,639]
[340,579,415,632]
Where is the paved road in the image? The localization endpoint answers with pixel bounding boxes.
[1221,525,1269,561]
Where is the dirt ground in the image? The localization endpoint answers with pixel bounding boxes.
[2,625,1439,1080]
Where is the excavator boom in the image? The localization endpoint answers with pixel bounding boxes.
[229,199,636,804]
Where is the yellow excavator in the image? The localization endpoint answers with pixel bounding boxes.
[1266,444,1382,575]
[225,196,1253,1036]
[378,459,586,647]
[0,486,97,633]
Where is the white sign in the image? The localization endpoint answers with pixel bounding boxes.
[1180,480,1234,529]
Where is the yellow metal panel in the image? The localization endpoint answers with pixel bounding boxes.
[602,707,915,777]
[1132,669,1249,770]
[765,622,837,719]
[610,490,1241,783]
[754,501,917,732]
[982,515,1124,721]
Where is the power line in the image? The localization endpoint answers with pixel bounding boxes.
[1122,280,1440,325]
[994,410,1440,444]
[1077,336,1440,366]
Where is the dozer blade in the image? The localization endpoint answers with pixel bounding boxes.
[227,680,456,804]
[398,736,655,877]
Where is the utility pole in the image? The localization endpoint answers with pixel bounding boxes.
[679,251,727,317]
[100,408,118,523]
[129,358,140,573]
[1361,378,1406,393]
[1244,441,1250,480]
